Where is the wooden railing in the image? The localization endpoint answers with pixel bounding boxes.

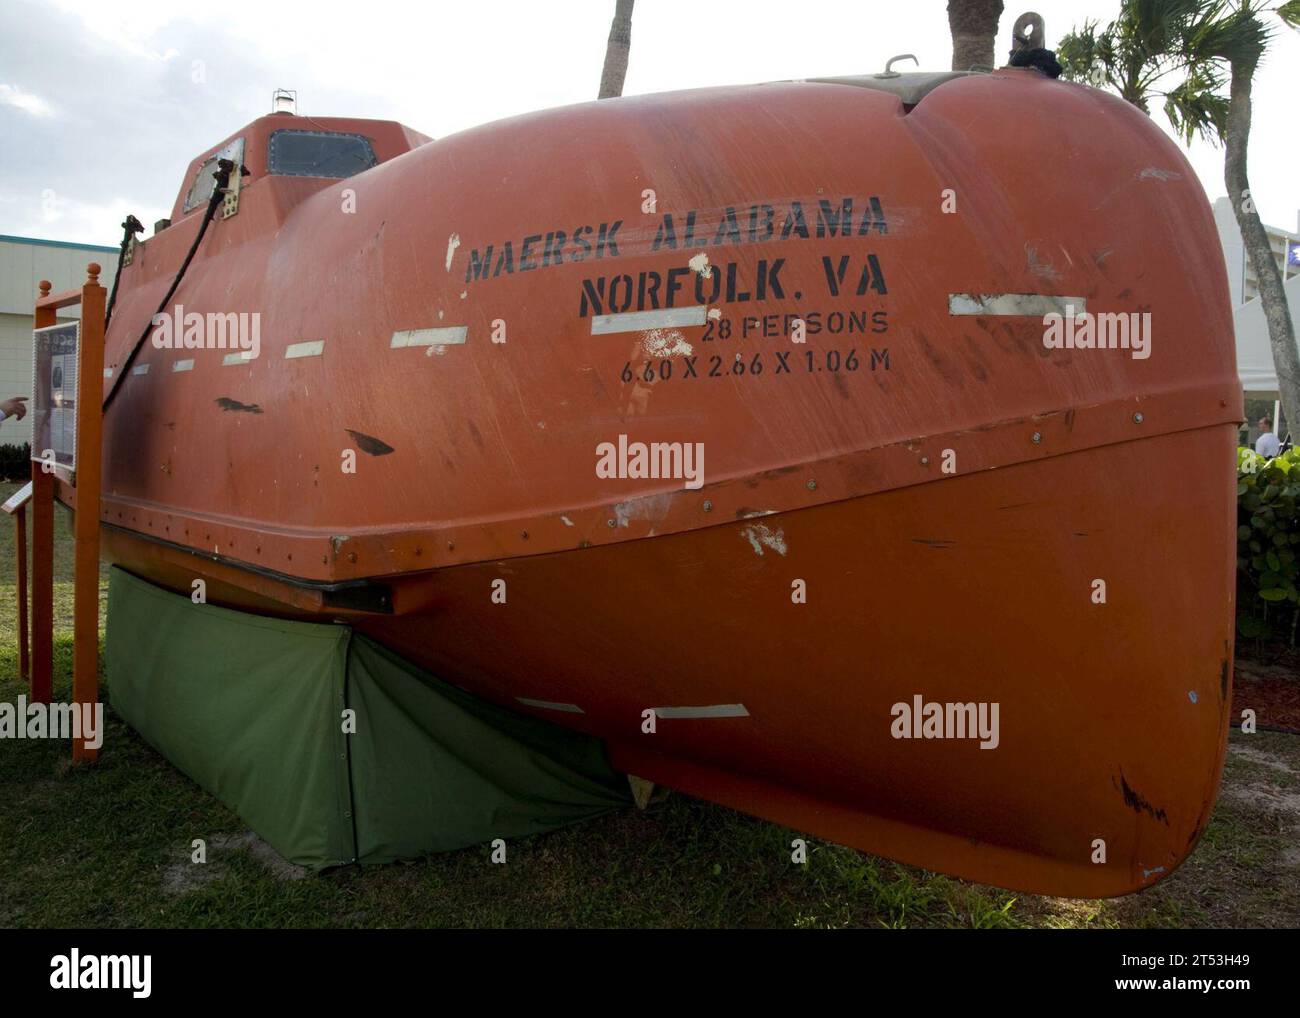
[23,265,106,762]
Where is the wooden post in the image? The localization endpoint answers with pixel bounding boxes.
[16,505,28,681]
[30,281,55,706]
[72,264,105,762]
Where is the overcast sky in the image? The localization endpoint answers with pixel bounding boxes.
[1,0,1297,246]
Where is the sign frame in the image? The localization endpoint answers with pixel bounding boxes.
[30,319,82,484]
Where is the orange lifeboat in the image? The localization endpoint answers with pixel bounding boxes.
[96,67,1240,896]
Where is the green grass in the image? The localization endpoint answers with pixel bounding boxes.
[1,481,1297,928]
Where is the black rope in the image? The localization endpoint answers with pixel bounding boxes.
[104,214,143,331]
[103,158,235,412]
[1009,47,1063,79]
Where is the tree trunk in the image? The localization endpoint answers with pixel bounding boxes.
[598,0,635,99]
[1225,60,1300,437]
[948,0,1004,71]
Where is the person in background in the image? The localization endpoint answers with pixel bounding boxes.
[0,396,27,425]
[1255,416,1281,458]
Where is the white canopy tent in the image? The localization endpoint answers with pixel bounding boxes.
[1236,272,1300,397]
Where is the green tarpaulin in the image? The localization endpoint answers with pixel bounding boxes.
[106,567,630,870]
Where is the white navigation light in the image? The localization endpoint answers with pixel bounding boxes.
[272,89,297,115]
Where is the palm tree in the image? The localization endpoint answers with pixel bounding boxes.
[1058,1,1300,434]
[598,0,635,99]
[948,0,1006,70]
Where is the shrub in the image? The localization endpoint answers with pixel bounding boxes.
[1236,446,1300,642]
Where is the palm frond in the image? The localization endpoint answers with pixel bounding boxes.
[1187,2,1271,69]
[1057,22,1105,84]
[1164,73,1231,144]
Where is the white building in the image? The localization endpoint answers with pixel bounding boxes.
[1213,197,1299,310]
[0,234,119,448]
[1212,198,1299,444]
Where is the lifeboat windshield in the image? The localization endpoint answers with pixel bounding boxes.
[268,129,378,178]
[183,137,244,213]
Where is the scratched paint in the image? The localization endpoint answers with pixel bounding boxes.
[445,232,460,271]
[345,429,395,456]
[741,523,788,556]
[948,293,1088,316]
[1025,244,1062,282]
[641,328,693,358]
[215,397,262,414]
[613,491,675,531]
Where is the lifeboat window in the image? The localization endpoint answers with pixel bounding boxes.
[268,130,378,178]
[183,137,244,213]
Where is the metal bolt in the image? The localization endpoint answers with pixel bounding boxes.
[607,518,617,528]
[1133,412,1144,424]
[806,480,817,491]
[920,456,929,466]
[1031,432,1042,444]
[703,500,713,512]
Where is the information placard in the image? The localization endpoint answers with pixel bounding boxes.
[30,320,80,478]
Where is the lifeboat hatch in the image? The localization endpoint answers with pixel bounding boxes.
[806,69,976,105]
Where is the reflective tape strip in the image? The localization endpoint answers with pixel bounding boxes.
[948,294,1087,317]
[515,697,585,714]
[222,352,253,366]
[173,359,194,372]
[391,326,468,348]
[131,364,149,376]
[285,340,324,359]
[653,704,750,719]
[591,306,708,335]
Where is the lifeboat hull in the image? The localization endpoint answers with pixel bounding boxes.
[94,68,1240,896]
